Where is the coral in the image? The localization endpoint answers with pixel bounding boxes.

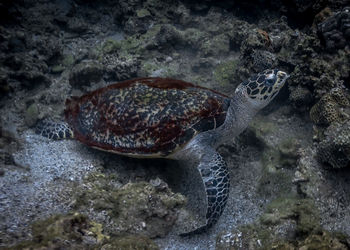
[136,8,151,18]
[8,213,104,249]
[213,59,238,86]
[69,60,104,87]
[271,231,350,250]
[250,49,276,72]
[310,87,350,126]
[103,235,159,250]
[50,54,75,74]
[216,197,333,250]
[200,33,230,56]
[240,28,271,56]
[24,103,39,127]
[313,7,333,27]
[5,213,159,250]
[74,174,185,238]
[318,7,350,51]
[317,120,350,168]
[261,198,320,236]
[100,39,122,55]
[289,85,313,110]
[102,54,140,81]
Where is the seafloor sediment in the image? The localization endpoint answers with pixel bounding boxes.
[0,0,349,249]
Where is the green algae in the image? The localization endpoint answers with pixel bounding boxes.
[5,213,159,249]
[25,103,39,127]
[214,59,238,86]
[141,61,178,78]
[200,34,230,56]
[104,235,159,250]
[258,137,300,197]
[101,39,122,54]
[51,64,65,73]
[261,197,320,236]
[51,54,75,73]
[182,28,207,48]
[7,213,101,249]
[268,231,350,250]
[136,8,151,18]
[216,196,349,250]
[73,173,185,238]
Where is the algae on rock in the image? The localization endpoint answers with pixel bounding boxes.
[213,59,239,86]
[5,213,160,250]
[74,173,186,238]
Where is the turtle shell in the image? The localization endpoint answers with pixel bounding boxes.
[65,78,230,157]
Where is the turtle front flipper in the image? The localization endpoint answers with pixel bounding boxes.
[35,119,74,140]
[180,150,230,236]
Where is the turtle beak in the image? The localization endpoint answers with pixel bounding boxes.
[277,71,288,79]
[277,71,289,86]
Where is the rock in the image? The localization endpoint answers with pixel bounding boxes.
[51,54,75,74]
[102,54,139,81]
[3,213,159,249]
[7,34,26,53]
[272,231,350,250]
[6,213,102,249]
[136,8,151,18]
[289,85,313,110]
[67,17,89,34]
[102,235,159,250]
[174,4,192,26]
[250,49,277,72]
[182,28,208,50]
[226,20,253,51]
[313,7,333,26]
[4,54,23,71]
[199,33,230,56]
[317,120,350,169]
[213,59,239,86]
[69,61,104,87]
[310,87,350,126]
[25,103,39,127]
[100,39,122,55]
[0,69,10,97]
[318,7,350,51]
[11,70,50,89]
[151,24,183,51]
[240,29,271,56]
[74,175,185,238]
[216,198,324,250]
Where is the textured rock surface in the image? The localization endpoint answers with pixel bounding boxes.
[74,175,186,238]
[317,121,350,168]
[310,87,350,126]
[8,213,159,250]
[318,7,350,51]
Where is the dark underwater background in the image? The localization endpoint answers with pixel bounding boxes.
[0,0,350,249]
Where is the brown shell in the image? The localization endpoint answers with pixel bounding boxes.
[65,78,230,157]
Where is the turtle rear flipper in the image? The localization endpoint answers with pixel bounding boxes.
[180,148,229,236]
[35,119,74,140]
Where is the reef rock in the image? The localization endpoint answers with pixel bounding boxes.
[318,7,350,51]
[310,87,350,126]
[317,120,350,169]
[69,60,104,87]
[74,175,185,238]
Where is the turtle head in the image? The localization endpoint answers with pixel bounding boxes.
[236,69,289,109]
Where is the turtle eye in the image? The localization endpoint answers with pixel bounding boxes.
[265,76,276,86]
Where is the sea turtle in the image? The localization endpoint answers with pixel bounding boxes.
[36,69,289,235]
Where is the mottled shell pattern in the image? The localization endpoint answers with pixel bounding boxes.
[65,78,230,157]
